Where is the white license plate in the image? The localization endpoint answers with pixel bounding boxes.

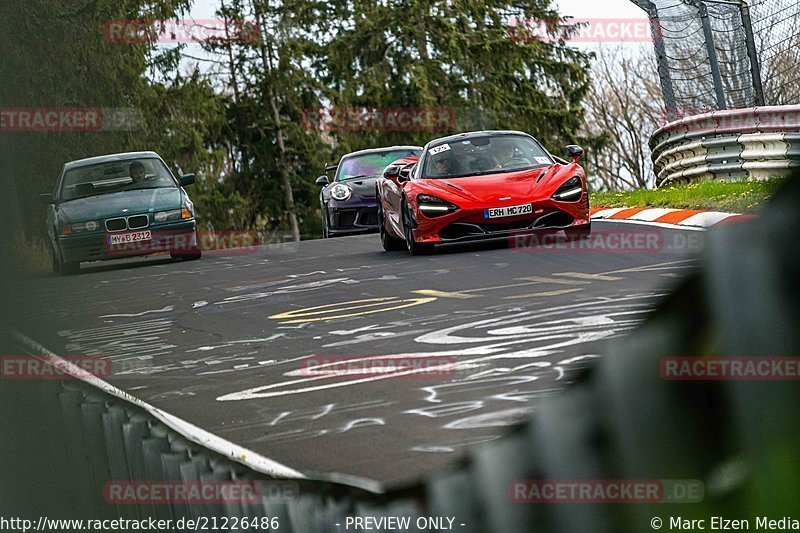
[107,230,152,245]
[484,203,533,219]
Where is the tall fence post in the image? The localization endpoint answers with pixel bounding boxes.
[739,2,766,106]
[630,0,678,117]
[691,0,728,109]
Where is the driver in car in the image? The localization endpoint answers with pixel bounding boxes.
[129,161,147,183]
[493,139,530,169]
[431,155,454,176]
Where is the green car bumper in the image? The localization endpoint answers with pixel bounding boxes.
[58,220,197,263]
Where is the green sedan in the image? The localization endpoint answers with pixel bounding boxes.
[40,151,201,275]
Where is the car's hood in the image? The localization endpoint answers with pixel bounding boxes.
[419,167,553,204]
[339,177,377,199]
[59,188,182,222]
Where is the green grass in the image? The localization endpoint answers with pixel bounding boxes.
[8,234,51,273]
[590,179,784,213]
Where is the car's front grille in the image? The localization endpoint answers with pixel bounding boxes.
[105,218,126,232]
[438,211,576,241]
[336,210,358,227]
[532,211,574,228]
[127,214,149,229]
[358,210,378,226]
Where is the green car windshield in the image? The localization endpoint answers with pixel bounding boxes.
[336,149,420,181]
[60,158,177,201]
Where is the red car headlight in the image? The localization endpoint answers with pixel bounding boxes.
[551,176,583,202]
[417,194,459,218]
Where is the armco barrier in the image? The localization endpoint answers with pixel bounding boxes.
[5,177,800,531]
[650,106,800,186]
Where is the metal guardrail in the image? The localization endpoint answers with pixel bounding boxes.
[650,106,800,186]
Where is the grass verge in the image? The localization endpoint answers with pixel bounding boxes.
[590,179,784,213]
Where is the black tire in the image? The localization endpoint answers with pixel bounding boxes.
[53,243,79,275]
[402,201,433,256]
[565,224,592,240]
[171,231,203,260]
[378,197,405,252]
[321,204,331,239]
[171,250,202,261]
[50,241,60,274]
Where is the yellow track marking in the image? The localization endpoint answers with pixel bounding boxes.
[514,276,591,285]
[554,272,624,281]
[269,297,437,324]
[412,289,477,299]
[504,288,583,299]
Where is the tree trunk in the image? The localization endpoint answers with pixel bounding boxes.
[253,0,300,242]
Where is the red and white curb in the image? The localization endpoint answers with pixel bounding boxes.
[590,207,752,229]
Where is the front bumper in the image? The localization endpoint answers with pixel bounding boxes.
[413,198,590,245]
[326,203,379,236]
[58,220,197,263]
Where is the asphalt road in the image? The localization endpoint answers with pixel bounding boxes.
[15,220,703,490]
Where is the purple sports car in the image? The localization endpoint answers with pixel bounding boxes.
[316,146,422,238]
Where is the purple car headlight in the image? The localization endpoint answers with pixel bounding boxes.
[330,183,352,201]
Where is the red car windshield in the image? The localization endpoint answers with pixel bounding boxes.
[336,149,421,181]
[424,135,552,179]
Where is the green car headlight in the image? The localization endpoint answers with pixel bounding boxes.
[153,209,186,222]
[68,220,100,233]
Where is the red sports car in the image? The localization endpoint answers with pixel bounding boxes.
[375,130,591,254]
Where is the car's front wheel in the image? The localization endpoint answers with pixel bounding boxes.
[52,242,79,275]
[171,231,202,261]
[321,204,331,239]
[402,201,433,256]
[565,224,592,240]
[378,198,405,252]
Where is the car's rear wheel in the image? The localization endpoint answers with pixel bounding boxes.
[402,201,433,256]
[378,198,405,252]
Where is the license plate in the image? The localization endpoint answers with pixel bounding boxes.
[107,230,151,245]
[484,203,533,219]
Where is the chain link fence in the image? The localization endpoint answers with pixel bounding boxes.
[631,0,800,116]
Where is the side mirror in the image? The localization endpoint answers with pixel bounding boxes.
[39,193,54,205]
[316,175,329,186]
[397,173,410,184]
[564,145,584,162]
[179,173,196,186]
[382,164,400,180]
